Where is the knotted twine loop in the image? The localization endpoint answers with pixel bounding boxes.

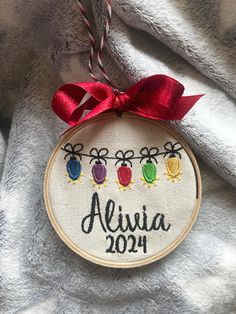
[76,0,119,92]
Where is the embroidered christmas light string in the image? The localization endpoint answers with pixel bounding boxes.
[52,0,203,127]
[61,141,183,165]
[62,141,184,187]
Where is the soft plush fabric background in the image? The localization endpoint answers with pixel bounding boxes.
[0,0,235,313]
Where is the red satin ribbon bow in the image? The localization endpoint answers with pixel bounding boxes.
[52,74,203,126]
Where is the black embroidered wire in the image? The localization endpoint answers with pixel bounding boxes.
[139,147,159,164]
[114,150,135,167]
[89,148,109,165]
[162,142,183,158]
[61,141,183,163]
[61,143,84,160]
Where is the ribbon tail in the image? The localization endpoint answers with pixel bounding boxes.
[173,94,204,119]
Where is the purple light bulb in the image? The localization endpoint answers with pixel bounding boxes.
[92,162,107,184]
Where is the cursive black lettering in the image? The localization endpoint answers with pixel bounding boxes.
[105,199,120,233]
[81,192,107,233]
[81,192,171,234]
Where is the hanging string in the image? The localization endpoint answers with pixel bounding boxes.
[76,0,120,93]
[76,0,98,82]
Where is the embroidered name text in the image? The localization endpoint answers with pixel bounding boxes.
[81,192,171,234]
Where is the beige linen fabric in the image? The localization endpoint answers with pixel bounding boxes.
[46,114,200,266]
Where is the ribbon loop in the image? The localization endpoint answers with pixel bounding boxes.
[52,75,203,126]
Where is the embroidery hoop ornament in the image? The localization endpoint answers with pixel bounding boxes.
[45,112,202,268]
[44,0,203,268]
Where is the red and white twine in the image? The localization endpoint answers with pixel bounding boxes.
[76,0,119,93]
[76,0,97,82]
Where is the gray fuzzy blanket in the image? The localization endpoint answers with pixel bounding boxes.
[0,1,236,313]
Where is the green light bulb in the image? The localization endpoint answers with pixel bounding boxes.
[142,161,157,183]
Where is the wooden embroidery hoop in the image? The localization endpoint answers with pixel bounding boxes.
[44,112,202,268]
